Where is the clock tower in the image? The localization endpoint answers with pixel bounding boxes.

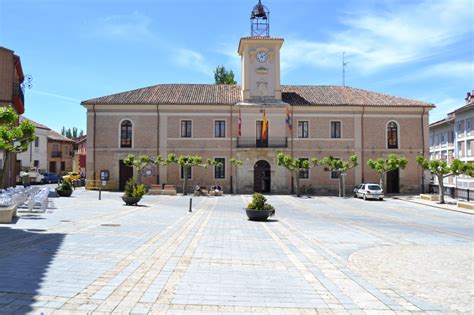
[238,0,284,104]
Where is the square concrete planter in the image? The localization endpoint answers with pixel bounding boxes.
[0,205,18,224]
[420,194,439,202]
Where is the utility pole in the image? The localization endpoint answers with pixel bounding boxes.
[342,52,349,86]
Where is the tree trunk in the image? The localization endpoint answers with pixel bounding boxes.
[438,174,445,204]
[183,166,188,196]
[338,174,343,197]
[295,172,300,197]
[0,152,9,189]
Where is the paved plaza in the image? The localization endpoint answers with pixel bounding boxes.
[0,189,473,314]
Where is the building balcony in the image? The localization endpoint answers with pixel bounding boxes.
[51,151,62,158]
[12,82,25,114]
[237,137,288,148]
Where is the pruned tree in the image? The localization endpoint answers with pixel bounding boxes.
[61,126,84,139]
[320,155,358,197]
[276,152,318,197]
[214,65,237,85]
[163,154,220,195]
[230,158,243,194]
[123,154,152,185]
[417,156,473,203]
[367,154,408,189]
[0,107,36,188]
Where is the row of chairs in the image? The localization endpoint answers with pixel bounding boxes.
[0,186,50,213]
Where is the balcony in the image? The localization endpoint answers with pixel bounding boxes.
[237,137,288,148]
[51,151,62,158]
[12,82,25,114]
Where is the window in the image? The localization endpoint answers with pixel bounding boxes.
[60,161,65,172]
[449,131,454,144]
[298,121,309,138]
[34,137,39,147]
[441,133,445,144]
[458,142,463,157]
[34,160,39,167]
[330,121,341,138]
[214,158,225,179]
[215,121,226,138]
[299,158,309,178]
[181,166,192,179]
[468,141,472,156]
[120,120,132,148]
[181,120,192,138]
[387,121,398,149]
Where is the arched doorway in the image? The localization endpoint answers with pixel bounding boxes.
[254,160,271,193]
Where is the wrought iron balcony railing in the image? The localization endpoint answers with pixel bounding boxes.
[13,83,24,105]
[237,137,288,148]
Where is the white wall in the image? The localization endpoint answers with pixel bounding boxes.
[16,127,49,172]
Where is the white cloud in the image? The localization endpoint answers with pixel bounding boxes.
[174,49,214,77]
[429,97,462,123]
[94,11,154,40]
[281,0,473,74]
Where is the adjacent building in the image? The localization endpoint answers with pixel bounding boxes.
[0,46,26,187]
[47,130,75,175]
[73,135,87,177]
[16,117,50,172]
[429,91,474,190]
[81,1,433,194]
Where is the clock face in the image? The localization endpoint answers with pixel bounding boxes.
[256,51,268,63]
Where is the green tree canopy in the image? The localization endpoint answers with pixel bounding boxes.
[123,154,152,184]
[320,155,358,197]
[214,65,237,85]
[61,126,84,139]
[367,154,408,189]
[159,153,221,195]
[0,107,36,187]
[416,156,474,203]
[276,152,318,197]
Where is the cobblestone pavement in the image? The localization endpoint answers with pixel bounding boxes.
[0,189,472,314]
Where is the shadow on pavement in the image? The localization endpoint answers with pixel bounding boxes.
[0,226,65,313]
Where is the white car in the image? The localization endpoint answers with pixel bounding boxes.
[354,183,384,200]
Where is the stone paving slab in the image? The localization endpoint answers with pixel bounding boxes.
[0,190,472,314]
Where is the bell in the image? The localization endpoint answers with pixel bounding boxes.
[253,1,267,18]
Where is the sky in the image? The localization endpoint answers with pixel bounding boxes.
[1,0,473,133]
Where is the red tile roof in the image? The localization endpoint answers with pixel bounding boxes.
[81,84,434,107]
[48,129,75,142]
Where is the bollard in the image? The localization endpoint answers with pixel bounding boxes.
[99,186,102,200]
[189,198,192,212]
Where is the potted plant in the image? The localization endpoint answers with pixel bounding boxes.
[56,179,73,197]
[245,193,275,221]
[122,178,146,206]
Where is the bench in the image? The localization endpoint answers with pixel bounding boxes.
[420,194,439,202]
[0,205,18,224]
[457,201,474,210]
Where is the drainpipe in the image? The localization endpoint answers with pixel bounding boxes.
[421,106,426,193]
[361,105,366,182]
[93,105,96,181]
[230,104,234,194]
[156,104,160,184]
[291,104,294,194]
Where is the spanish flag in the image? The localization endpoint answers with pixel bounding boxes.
[262,109,268,140]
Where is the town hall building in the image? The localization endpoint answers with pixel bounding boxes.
[81,1,434,194]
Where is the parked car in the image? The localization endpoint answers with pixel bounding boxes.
[16,168,44,185]
[354,183,384,200]
[42,172,60,184]
[62,172,81,182]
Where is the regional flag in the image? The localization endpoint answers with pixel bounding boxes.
[262,110,268,140]
[285,106,293,131]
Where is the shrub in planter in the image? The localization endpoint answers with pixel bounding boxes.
[56,179,73,197]
[122,178,146,206]
[245,193,275,221]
